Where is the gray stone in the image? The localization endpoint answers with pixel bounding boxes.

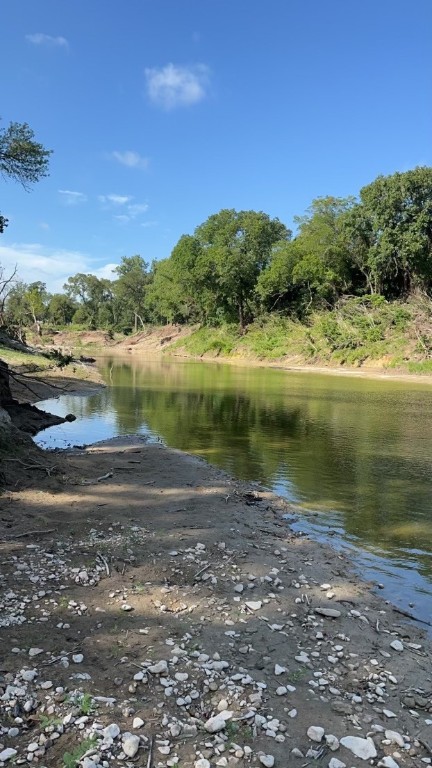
[122,732,140,758]
[340,736,377,760]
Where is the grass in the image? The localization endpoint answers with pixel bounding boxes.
[0,345,52,369]
[170,296,432,373]
[63,737,97,768]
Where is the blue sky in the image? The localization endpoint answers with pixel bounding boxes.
[1,0,431,292]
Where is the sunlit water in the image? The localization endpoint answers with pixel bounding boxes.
[35,356,432,627]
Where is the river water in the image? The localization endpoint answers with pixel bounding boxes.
[35,356,432,625]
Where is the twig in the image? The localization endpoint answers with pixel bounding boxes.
[193,563,211,580]
[12,528,55,539]
[147,736,154,768]
[96,552,111,577]
[97,471,114,482]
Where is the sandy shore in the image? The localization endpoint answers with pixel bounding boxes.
[1,430,431,766]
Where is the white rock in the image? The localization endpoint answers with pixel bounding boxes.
[390,640,404,652]
[72,653,84,663]
[307,726,325,742]
[274,664,286,676]
[383,709,397,719]
[216,758,228,767]
[0,749,18,762]
[204,711,233,733]
[384,729,404,747]
[234,584,244,593]
[148,660,168,675]
[259,755,275,768]
[28,647,44,657]
[329,759,346,768]
[315,607,341,618]
[325,735,339,751]
[104,723,120,739]
[195,760,211,768]
[245,601,262,611]
[122,732,140,757]
[340,736,377,760]
[133,716,145,729]
[276,686,287,696]
[378,758,400,768]
[122,603,133,611]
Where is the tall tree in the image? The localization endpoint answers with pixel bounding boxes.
[113,255,149,331]
[349,167,432,297]
[194,209,290,328]
[0,119,52,233]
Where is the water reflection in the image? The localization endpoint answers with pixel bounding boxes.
[36,357,432,595]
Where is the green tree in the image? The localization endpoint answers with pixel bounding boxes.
[193,209,290,328]
[0,119,52,233]
[64,273,115,329]
[47,293,76,326]
[113,255,149,332]
[347,167,432,297]
[24,281,49,334]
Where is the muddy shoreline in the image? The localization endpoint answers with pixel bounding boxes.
[1,413,432,765]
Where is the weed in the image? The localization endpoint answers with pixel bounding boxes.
[79,692,94,715]
[63,737,97,768]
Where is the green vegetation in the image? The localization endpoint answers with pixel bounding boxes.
[2,165,432,371]
[171,294,429,370]
[62,737,97,768]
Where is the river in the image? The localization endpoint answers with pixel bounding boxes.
[35,356,432,626]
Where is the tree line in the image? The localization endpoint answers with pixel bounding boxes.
[4,165,432,336]
[1,114,431,336]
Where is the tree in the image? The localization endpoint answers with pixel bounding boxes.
[24,282,49,334]
[193,209,290,328]
[257,197,355,314]
[347,167,432,297]
[113,255,149,332]
[0,119,52,233]
[47,293,76,326]
[64,273,115,329]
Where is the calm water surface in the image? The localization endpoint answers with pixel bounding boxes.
[36,357,432,623]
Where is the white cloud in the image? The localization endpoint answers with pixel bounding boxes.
[145,63,209,110]
[99,194,149,224]
[58,189,87,205]
[0,242,116,293]
[26,33,69,48]
[98,194,132,205]
[112,150,149,170]
[38,221,50,231]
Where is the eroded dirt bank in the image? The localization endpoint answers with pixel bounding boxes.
[1,436,432,767]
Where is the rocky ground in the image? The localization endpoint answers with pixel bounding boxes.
[1,431,432,768]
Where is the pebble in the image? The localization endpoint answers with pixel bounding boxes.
[204,711,233,733]
[390,640,404,652]
[307,726,325,742]
[329,760,346,768]
[133,716,145,729]
[0,749,18,762]
[340,735,377,760]
[315,607,341,618]
[378,758,400,768]
[259,755,275,767]
[245,601,262,611]
[122,732,140,757]
[148,660,168,674]
[195,760,211,768]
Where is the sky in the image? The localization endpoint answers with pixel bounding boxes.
[1,0,431,293]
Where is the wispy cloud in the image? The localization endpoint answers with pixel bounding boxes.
[26,33,69,49]
[0,242,116,293]
[58,189,87,206]
[145,63,210,110]
[112,150,149,170]
[98,193,149,224]
[98,194,132,205]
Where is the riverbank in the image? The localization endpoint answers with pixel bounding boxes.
[1,430,432,766]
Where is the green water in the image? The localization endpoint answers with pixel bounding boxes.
[37,356,432,617]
